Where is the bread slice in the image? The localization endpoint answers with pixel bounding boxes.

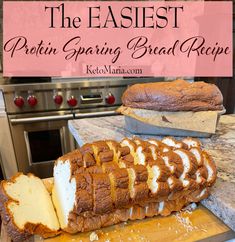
[52,159,77,233]
[0,173,60,242]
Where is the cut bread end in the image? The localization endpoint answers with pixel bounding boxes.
[52,159,76,232]
[0,173,60,242]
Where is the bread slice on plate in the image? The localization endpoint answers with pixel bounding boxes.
[0,173,60,242]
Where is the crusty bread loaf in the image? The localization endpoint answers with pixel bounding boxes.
[0,173,60,242]
[121,80,223,111]
[52,137,216,233]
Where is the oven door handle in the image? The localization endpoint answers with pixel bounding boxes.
[10,111,118,124]
[10,114,74,124]
[80,94,103,104]
[74,110,118,119]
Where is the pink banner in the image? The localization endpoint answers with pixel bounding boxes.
[3,1,233,77]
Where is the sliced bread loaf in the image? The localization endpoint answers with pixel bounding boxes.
[52,137,217,233]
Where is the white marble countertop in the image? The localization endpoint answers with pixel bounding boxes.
[68,114,235,231]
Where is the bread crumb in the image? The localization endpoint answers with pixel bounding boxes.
[89,231,99,241]
[174,212,198,232]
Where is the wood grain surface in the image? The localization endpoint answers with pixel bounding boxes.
[42,205,231,242]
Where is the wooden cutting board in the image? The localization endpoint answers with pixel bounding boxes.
[40,205,232,242]
[1,180,233,242]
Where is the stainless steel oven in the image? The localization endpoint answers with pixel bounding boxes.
[0,77,163,178]
[8,112,75,178]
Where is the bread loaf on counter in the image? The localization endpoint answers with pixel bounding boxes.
[121,80,223,111]
[52,137,217,233]
[0,173,60,242]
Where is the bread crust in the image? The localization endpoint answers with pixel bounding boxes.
[54,137,217,235]
[121,80,223,111]
[65,196,190,233]
[0,173,60,242]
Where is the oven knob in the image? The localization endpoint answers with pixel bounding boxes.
[54,94,63,105]
[14,96,24,108]
[67,96,77,107]
[27,95,38,107]
[105,93,115,105]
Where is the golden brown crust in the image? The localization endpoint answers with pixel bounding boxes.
[183,138,201,149]
[75,166,103,174]
[132,183,149,203]
[105,140,120,152]
[168,176,184,192]
[145,202,159,217]
[147,158,171,182]
[120,138,137,152]
[202,151,217,186]
[127,166,149,203]
[189,147,204,166]
[118,146,130,156]
[102,162,119,173]
[150,182,170,201]
[132,137,150,149]
[109,169,130,208]
[66,195,194,233]
[93,141,110,154]
[56,149,83,175]
[83,153,96,167]
[119,154,135,168]
[121,80,223,111]
[198,166,208,181]
[133,165,148,183]
[80,143,94,155]
[75,174,93,214]
[148,139,171,153]
[92,173,113,214]
[98,150,114,163]
[55,137,216,234]
[162,151,184,178]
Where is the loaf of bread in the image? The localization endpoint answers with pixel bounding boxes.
[0,137,217,241]
[52,136,216,233]
[121,80,223,111]
[0,173,60,242]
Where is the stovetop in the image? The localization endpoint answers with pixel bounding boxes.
[1,77,164,115]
